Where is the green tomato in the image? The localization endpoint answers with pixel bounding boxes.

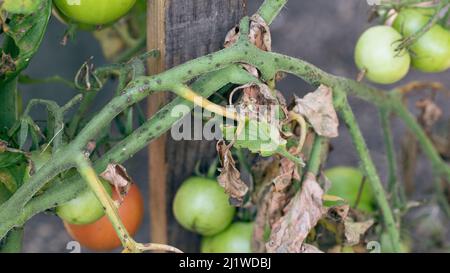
[52,4,96,31]
[354,26,411,84]
[54,0,136,26]
[173,177,235,236]
[201,222,253,253]
[56,178,112,225]
[393,9,450,73]
[324,166,376,213]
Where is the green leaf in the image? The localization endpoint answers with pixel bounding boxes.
[0,151,25,169]
[2,0,41,15]
[222,119,286,156]
[1,0,51,80]
[0,168,17,193]
[221,119,305,166]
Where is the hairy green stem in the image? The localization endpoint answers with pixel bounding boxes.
[307,135,327,176]
[392,98,450,181]
[379,108,406,208]
[336,94,401,253]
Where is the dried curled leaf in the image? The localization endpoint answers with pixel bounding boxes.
[216,141,249,206]
[266,172,325,253]
[416,98,442,132]
[253,149,300,252]
[344,219,374,246]
[224,14,271,51]
[293,85,339,138]
[101,164,132,201]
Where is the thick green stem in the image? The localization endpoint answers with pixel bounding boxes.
[307,135,327,176]
[0,65,257,239]
[258,0,287,24]
[379,108,406,208]
[336,94,401,253]
[75,155,136,251]
[392,98,450,181]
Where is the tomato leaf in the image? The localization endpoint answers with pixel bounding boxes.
[222,119,287,157]
[1,0,42,15]
[1,0,51,80]
[266,172,325,253]
[0,169,17,193]
[216,141,249,206]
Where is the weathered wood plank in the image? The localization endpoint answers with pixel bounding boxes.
[147,0,246,252]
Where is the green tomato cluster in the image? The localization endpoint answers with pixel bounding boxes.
[354,8,450,84]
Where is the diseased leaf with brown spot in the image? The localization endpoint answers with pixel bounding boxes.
[233,83,281,122]
[344,219,374,246]
[248,14,272,51]
[293,85,339,138]
[266,172,324,253]
[216,141,249,206]
[252,150,300,253]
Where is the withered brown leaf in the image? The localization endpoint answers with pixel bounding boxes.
[224,14,271,52]
[216,140,249,206]
[294,85,339,138]
[266,172,324,253]
[416,98,442,133]
[252,150,300,253]
[344,219,374,246]
[100,164,132,200]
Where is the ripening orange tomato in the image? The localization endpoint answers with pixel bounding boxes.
[63,183,144,251]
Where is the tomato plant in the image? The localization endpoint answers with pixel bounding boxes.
[54,0,137,26]
[354,26,411,84]
[393,9,450,73]
[173,177,235,236]
[0,0,449,254]
[64,183,144,251]
[201,222,253,253]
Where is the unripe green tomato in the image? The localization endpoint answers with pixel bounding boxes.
[393,9,450,73]
[56,178,113,225]
[324,166,376,213]
[354,26,411,84]
[54,0,137,26]
[201,222,253,253]
[173,177,235,236]
[52,4,96,31]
